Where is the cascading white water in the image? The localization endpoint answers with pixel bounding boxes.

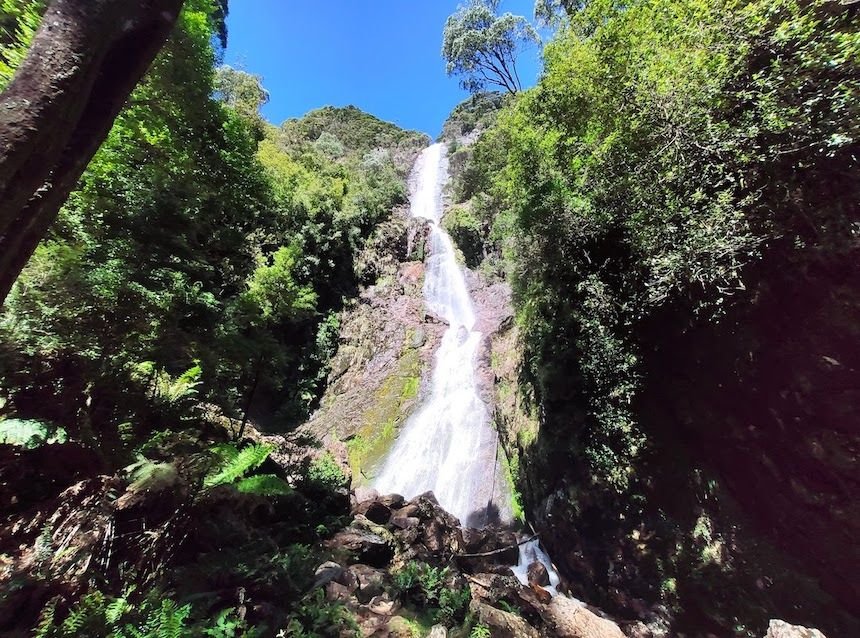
[373,143,511,528]
[373,143,563,596]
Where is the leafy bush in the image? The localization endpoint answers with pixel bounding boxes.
[283,589,358,637]
[391,561,471,626]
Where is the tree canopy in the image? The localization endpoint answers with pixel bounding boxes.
[442,0,538,94]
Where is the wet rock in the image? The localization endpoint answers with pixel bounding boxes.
[462,527,492,553]
[765,620,827,638]
[335,566,359,592]
[326,526,393,567]
[349,564,387,604]
[528,560,550,587]
[544,596,625,638]
[470,599,540,638]
[456,527,519,573]
[531,583,553,604]
[410,328,427,348]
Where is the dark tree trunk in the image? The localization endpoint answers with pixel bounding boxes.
[0,0,185,304]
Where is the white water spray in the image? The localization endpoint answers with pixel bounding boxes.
[373,144,562,594]
[373,143,510,527]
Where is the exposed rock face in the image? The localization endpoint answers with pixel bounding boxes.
[765,619,827,638]
[299,215,444,486]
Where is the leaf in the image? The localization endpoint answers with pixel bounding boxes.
[204,443,273,488]
[235,473,293,496]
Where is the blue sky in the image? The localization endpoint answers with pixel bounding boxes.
[224,1,543,138]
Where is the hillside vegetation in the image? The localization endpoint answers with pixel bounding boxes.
[444,0,859,635]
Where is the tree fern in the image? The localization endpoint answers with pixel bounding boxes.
[204,443,273,488]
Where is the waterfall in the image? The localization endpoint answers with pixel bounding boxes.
[373,143,511,528]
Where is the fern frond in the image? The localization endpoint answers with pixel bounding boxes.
[34,599,57,638]
[204,443,273,488]
[106,596,130,624]
[235,473,293,496]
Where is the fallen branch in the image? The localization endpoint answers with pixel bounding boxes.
[455,533,539,559]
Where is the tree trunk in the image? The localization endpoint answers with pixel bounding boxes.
[0,0,185,304]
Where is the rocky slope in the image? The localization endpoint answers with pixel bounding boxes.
[305,488,830,638]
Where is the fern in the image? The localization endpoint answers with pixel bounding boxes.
[106,596,131,624]
[125,456,179,493]
[204,443,273,488]
[470,624,491,638]
[235,473,293,496]
[34,600,57,638]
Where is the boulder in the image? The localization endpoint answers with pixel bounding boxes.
[354,486,379,504]
[765,620,827,638]
[428,625,447,638]
[393,503,420,519]
[312,561,345,589]
[470,599,540,638]
[544,596,626,638]
[528,560,551,587]
[325,581,352,602]
[353,499,392,525]
[531,583,553,604]
[378,493,405,509]
[391,515,419,529]
[366,592,398,616]
[348,564,387,604]
[326,527,393,567]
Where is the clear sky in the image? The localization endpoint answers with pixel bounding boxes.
[224,1,543,138]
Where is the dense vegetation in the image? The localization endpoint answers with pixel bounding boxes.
[2,0,858,635]
[0,0,425,634]
[447,0,859,635]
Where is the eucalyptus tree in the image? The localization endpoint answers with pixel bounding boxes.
[442,0,539,94]
[533,0,585,27]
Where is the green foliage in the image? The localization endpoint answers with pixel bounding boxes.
[442,0,539,94]
[391,562,471,626]
[0,418,66,448]
[469,623,492,638]
[34,590,194,638]
[306,452,348,491]
[283,589,358,637]
[459,0,859,633]
[0,0,43,88]
[204,443,274,488]
[245,244,318,322]
[235,473,293,496]
[443,204,483,268]
[214,64,269,134]
[466,0,859,492]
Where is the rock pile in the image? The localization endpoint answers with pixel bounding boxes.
[318,489,628,637]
